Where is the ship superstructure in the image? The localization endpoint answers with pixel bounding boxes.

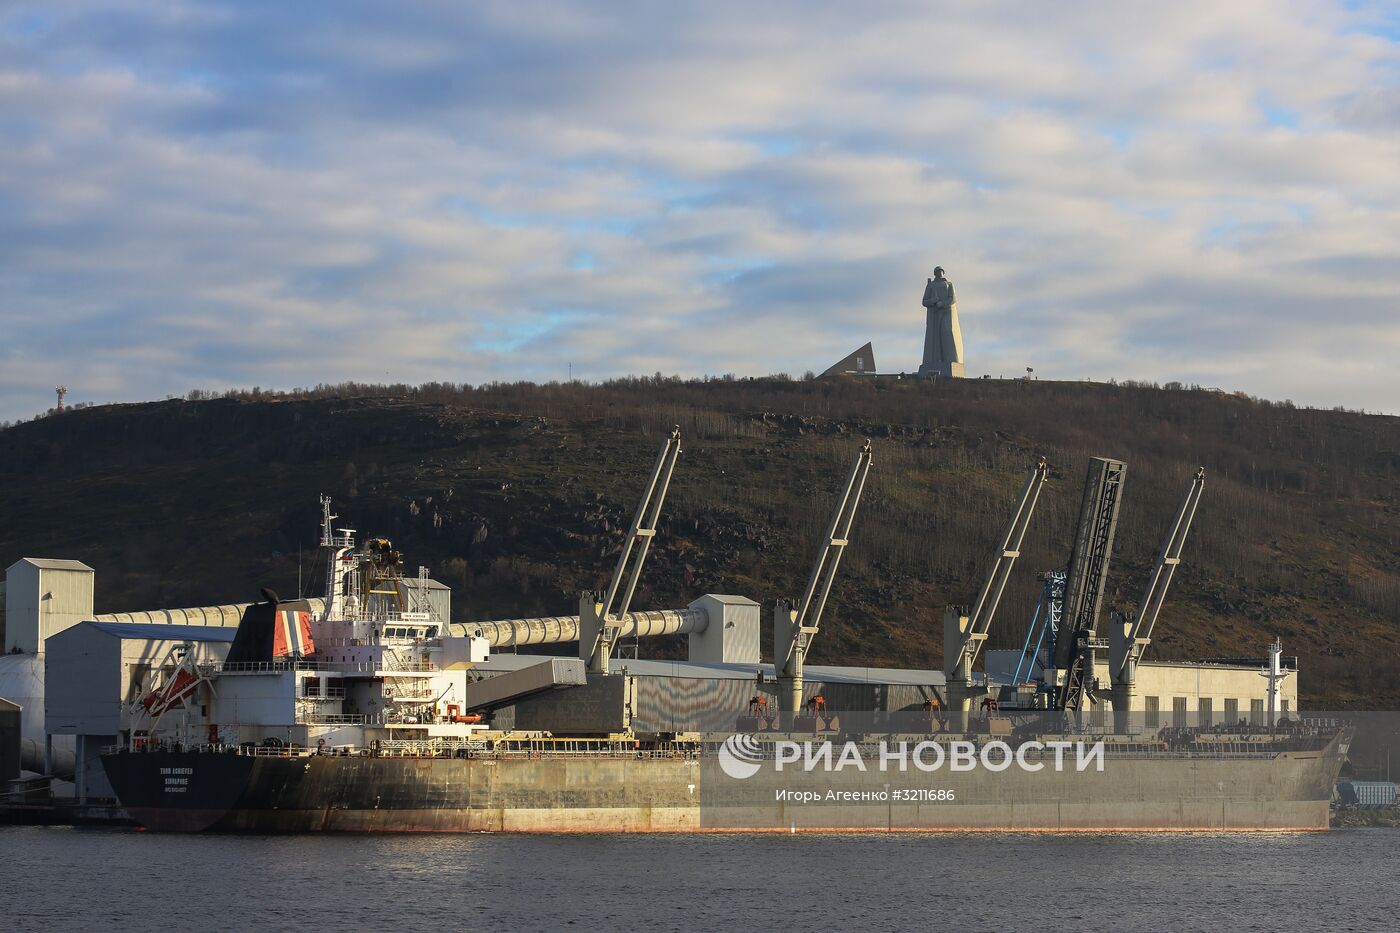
[123,497,494,759]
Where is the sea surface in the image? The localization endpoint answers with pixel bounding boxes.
[2,826,1397,932]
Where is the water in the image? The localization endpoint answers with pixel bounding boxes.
[3,827,1398,932]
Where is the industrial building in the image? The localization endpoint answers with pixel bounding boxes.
[45,622,237,802]
[984,650,1298,724]
[455,593,761,666]
[4,558,95,654]
[480,653,943,735]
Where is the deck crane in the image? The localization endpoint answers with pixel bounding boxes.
[1107,468,1206,728]
[1053,457,1126,714]
[943,459,1050,713]
[774,441,873,719]
[1008,569,1066,698]
[579,427,683,674]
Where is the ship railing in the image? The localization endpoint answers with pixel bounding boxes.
[305,713,369,725]
[99,742,299,757]
[216,742,699,760]
[241,745,321,757]
[221,744,366,757]
[377,739,470,757]
[379,653,437,673]
[383,611,436,623]
[383,687,437,701]
[99,731,1329,761]
[484,747,699,760]
[219,660,380,674]
[100,740,699,760]
[696,735,1333,761]
[314,635,442,649]
[217,659,443,675]
[289,711,370,725]
[101,737,1322,762]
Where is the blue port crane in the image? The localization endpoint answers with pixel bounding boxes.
[1010,570,1066,696]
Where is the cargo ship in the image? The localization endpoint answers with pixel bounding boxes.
[98,525,1350,831]
[96,441,1351,833]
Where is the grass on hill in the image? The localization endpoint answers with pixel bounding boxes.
[3,375,1398,706]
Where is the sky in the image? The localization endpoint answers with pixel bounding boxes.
[2,1,1399,421]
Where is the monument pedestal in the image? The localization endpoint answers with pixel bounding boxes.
[918,361,965,379]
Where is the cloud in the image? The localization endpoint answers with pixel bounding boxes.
[1,0,1399,419]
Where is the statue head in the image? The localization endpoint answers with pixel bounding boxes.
[933,266,946,278]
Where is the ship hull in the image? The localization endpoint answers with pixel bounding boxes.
[102,752,705,832]
[101,742,1346,833]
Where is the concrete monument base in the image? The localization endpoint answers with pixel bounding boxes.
[919,361,965,379]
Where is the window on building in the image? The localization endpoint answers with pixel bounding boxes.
[1250,698,1265,725]
[302,677,321,698]
[1224,698,1239,725]
[1145,696,1160,730]
[1173,696,1188,727]
[1199,698,1213,727]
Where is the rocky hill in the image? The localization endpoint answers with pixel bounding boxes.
[3,376,1398,706]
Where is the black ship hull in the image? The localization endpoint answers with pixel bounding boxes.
[102,750,703,832]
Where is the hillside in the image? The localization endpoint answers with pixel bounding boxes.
[3,377,1398,706]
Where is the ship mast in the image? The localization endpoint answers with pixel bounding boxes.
[319,495,358,622]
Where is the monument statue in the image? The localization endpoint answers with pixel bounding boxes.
[919,265,964,378]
